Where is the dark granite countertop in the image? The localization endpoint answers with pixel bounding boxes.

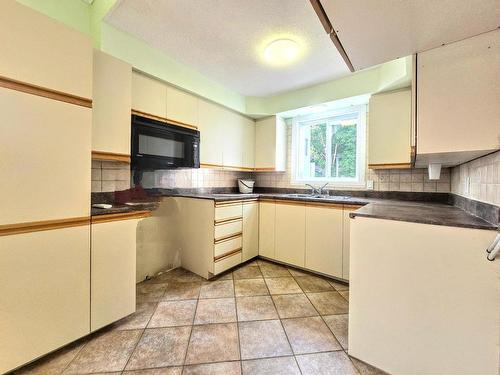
[349,201,497,230]
[91,201,159,216]
[150,190,497,231]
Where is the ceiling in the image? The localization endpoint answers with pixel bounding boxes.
[105,0,351,97]
[320,0,500,70]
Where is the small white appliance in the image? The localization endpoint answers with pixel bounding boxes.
[238,179,255,194]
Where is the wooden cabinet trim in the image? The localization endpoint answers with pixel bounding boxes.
[368,162,412,169]
[214,232,243,244]
[91,211,151,224]
[131,109,198,130]
[91,151,131,163]
[214,248,242,262]
[343,204,365,210]
[0,216,90,236]
[214,217,242,226]
[201,163,256,172]
[0,75,92,108]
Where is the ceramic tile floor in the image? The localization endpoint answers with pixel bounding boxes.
[14,259,388,375]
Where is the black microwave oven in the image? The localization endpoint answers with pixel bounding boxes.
[131,114,200,170]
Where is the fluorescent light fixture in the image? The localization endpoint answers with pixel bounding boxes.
[263,39,300,66]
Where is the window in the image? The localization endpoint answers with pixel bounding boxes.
[291,105,366,186]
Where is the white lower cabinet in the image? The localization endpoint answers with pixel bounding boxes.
[0,226,91,374]
[305,205,343,278]
[258,201,276,259]
[242,202,259,261]
[91,219,138,332]
[275,202,306,267]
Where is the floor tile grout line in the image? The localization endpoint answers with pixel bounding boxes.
[233,277,244,374]
[181,290,200,369]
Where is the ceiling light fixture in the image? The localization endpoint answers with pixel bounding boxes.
[263,39,301,66]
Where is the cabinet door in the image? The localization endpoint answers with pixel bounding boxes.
[0,0,92,98]
[242,117,256,169]
[242,202,259,261]
[342,206,362,280]
[368,89,411,168]
[1,88,91,224]
[222,111,244,168]
[258,202,276,259]
[92,50,132,156]
[131,72,167,118]
[91,219,137,331]
[255,117,277,169]
[198,99,224,166]
[275,203,306,267]
[417,30,500,155]
[0,227,90,374]
[166,85,198,127]
[305,205,343,278]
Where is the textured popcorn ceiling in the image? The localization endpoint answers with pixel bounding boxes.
[106,0,350,96]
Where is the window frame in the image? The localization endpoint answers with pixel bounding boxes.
[291,105,367,187]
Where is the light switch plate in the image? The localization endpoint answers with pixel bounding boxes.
[366,180,374,190]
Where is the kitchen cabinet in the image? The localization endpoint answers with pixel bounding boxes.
[166,85,198,127]
[255,116,287,171]
[91,216,140,332]
[349,217,499,375]
[258,201,276,259]
[0,0,92,99]
[222,111,245,168]
[342,205,362,280]
[163,197,258,279]
[368,89,412,169]
[1,88,91,225]
[242,116,256,169]
[275,202,306,267]
[198,99,224,166]
[0,226,91,374]
[416,29,500,166]
[131,71,167,119]
[305,204,343,278]
[242,201,259,261]
[92,50,132,162]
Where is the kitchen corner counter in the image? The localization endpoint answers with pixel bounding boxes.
[91,201,159,217]
[350,201,498,230]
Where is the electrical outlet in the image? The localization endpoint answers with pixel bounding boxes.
[366,180,374,190]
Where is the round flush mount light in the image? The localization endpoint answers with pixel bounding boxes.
[263,39,301,66]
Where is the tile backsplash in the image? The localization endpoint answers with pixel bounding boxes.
[91,160,131,193]
[451,150,500,206]
[91,160,253,192]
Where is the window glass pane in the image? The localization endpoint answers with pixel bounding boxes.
[309,123,327,177]
[330,115,357,178]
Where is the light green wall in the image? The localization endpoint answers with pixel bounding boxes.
[16,0,90,34]
[17,0,411,117]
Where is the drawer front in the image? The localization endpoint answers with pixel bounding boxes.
[215,203,242,222]
[214,236,242,258]
[213,251,242,275]
[214,220,242,241]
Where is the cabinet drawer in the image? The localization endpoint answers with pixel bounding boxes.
[214,236,242,258]
[214,219,242,241]
[213,250,242,275]
[215,203,242,222]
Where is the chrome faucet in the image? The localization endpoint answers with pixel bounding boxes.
[305,183,329,196]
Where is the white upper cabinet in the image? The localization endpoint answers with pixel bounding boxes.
[222,111,245,168]
[131,72,167,119]
[92,50,132,158]
[368,89,412,168]
[198,99,224,166]
[416,29,500,166]
[255,116,287,171]
[242,116,256,169]
[166,85,198,127]
[0,0,92,98]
